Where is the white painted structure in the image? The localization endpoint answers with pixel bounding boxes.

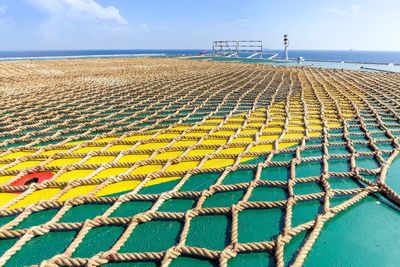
[212,40,263,58]
[284,34,289,61]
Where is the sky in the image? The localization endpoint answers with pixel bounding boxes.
[0,0,399,51]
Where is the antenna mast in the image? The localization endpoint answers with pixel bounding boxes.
[284,34,289,61]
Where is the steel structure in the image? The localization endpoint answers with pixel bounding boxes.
[284,34,289,61]
[212,40,263,58]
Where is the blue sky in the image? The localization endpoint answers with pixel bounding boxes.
[0,0,399,51]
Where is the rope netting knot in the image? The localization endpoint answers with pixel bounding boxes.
[0,58,399,266]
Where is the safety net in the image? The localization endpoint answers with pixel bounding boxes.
[0,58,400,266]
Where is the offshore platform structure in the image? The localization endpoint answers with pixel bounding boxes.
[212,40,263,58]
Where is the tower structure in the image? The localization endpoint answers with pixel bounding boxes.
[284,34,289,61]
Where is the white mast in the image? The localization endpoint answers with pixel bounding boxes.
[284,34,289,61]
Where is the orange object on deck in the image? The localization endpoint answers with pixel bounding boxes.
[11,172,54,187]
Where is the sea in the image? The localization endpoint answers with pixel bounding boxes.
[0,49,400,65]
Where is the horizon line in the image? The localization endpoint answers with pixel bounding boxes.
[1,48,400,53]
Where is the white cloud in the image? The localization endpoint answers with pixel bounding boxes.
[64,0,127,24]
[322,7,347,16]
[235,19,253,23]
[322,5,362,16]
[30,0,127,24]
[350,5,362,12]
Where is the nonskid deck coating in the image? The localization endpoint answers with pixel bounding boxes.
[0,58,400,266]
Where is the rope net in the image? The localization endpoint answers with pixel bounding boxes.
[0,58,400,266]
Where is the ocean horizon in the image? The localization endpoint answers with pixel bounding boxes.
[1,49,400,65]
